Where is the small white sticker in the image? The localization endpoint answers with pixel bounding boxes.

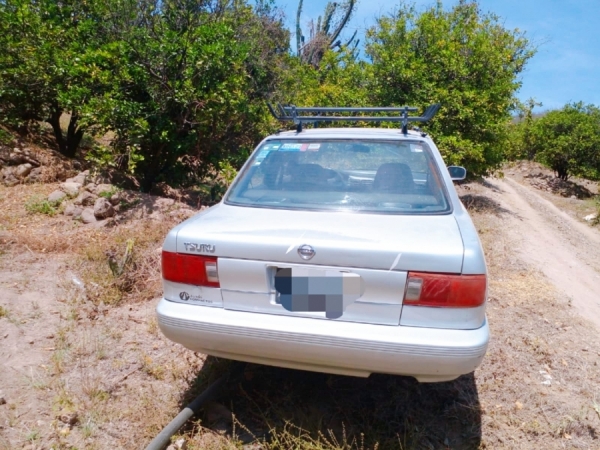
[280,143,304,151]
[253,149,272,165]
[410,144,424,153]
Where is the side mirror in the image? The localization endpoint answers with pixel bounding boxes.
[447,166,467,181]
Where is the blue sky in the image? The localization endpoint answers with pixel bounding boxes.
[274,0,600,111]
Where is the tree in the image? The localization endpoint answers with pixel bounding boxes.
[296,0,359,67]
[505,97,543,161]
[530,103,600,180]
[83,0,290,191]
[365,1,535,176]
[0,0,116,157]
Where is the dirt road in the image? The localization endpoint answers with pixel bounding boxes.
[481,177,600,330]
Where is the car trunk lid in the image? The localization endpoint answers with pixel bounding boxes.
[175,204,464,325]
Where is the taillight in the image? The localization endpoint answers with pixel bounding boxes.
[404,272,486,308]
[161,251,220,288]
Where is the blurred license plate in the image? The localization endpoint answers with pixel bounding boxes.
[273,267,364,319]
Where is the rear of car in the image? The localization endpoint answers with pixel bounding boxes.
[157,129,488,382]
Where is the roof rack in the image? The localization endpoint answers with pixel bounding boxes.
[267,103,441,134]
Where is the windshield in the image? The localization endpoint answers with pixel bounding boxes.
[225,139,451,214]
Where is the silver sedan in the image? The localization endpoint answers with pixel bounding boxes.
[157,127,488,383]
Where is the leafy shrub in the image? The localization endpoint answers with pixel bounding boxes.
[530,103,600,180]
[98,187,120,200]
[79,1,288,191]
[25,196,61,216]
[210,160,239,202]
[0,127,13,145]
[365,2,535,176]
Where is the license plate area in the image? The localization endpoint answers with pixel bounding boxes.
[272,267,365,319]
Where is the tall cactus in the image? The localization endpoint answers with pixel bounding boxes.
[296,0,358,67]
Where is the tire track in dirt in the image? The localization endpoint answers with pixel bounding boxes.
[484,177,600,329]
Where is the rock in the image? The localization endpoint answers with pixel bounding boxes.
[94,183,115,196]
[0,147,9,163]
[84,183,96,193]
[109,193,121,206]
[73,191,97,207]
[81,208,97,224]
[60,181,82,197]
[166,438,187,450]
[48,190,67,203]
[0,397,6,406]
[94,198,115,219]
[3,174,19,187]
[1,166,13,177]
[8,150,39,167]
[64,203,83,217]
[26,167,44,183]
[8,151,27,165]
[58,411,79,426]
[15,163,32,178]
[584,214,598,222]
[70,170,89,185]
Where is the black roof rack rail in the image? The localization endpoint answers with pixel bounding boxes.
[267,103,440,134]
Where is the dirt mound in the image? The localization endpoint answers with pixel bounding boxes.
[0,138,83,186]
[505,161,599,199]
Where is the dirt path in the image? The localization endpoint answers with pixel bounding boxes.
[482,177,600,329]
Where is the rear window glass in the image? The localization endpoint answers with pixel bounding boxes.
[225,139,451,214]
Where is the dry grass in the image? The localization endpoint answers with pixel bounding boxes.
[73,220,172,305]
[0,182,179,305]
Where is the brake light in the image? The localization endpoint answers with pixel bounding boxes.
[161,251,220,288]
[404,272,486,308]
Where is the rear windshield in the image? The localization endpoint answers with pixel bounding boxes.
[225,139,451,214]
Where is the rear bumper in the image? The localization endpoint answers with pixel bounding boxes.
[156,299,489,382]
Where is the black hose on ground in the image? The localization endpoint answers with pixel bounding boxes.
[144,362,245,450]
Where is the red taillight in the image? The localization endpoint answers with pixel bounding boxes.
[161,251,220,288]
[404,272,486,308]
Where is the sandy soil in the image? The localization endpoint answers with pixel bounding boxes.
[482,177,600,329]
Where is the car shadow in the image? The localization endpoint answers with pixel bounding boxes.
[479,178,505,193]
[179,357,482,449]
[460,194,514,217]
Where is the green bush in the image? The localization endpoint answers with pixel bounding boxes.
[530,103,600,180]
[365,2,535,176]
[0,128,13,145]
[25,196,61,216]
